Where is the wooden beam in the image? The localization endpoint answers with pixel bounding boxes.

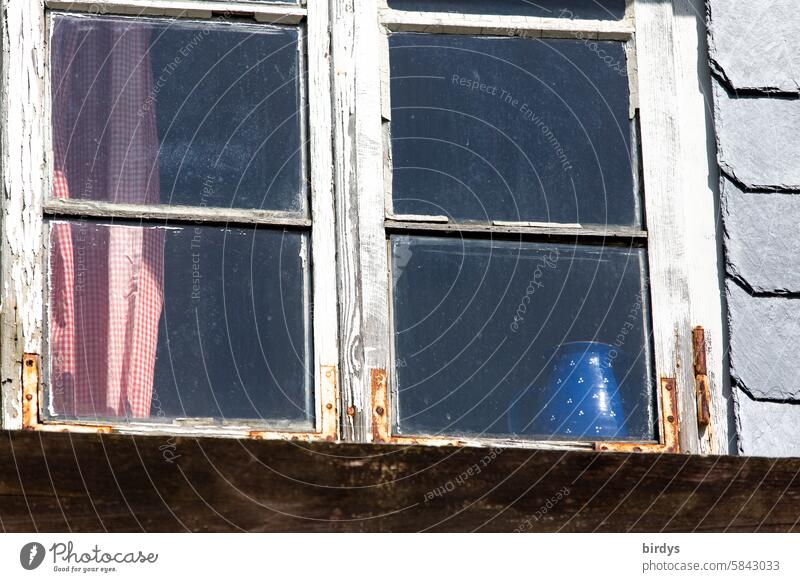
[0,430,797,532]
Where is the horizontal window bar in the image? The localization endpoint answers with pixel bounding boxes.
[389,435,597,451]
[46,1,306,23]
[44,198,311,227]
[379,8,634,40]
[385,218,647,241]
[32,420,321,439]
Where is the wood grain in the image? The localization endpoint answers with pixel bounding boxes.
[634,0,700,451]
[1,0,46,431]
[0,431,797,532]
[331,0,369,442]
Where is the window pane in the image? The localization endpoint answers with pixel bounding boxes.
[391,236,654,441]
[46,221,313,428]
[386,0,626,19]
[51,14,304,213]
[389,34,637,227]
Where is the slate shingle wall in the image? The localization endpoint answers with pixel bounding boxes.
[708,0,800,456]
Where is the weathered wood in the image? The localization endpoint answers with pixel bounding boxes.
[44,199,311,228]
[354,0,392,444]
[306,0,340,436]
[0,431,798,532]
[331,0,369,442]
[379,8,634,40]
[385,219,648,241]
[46,1,306,23]
[1,0,47,431]
[671,0,732,454]
[634,0,700,451]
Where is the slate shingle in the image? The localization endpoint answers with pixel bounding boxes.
[713,80,800,190]
[721,176,800,293]
[727,282,800,401]
[709,0,800,93]
[735,389,800,456]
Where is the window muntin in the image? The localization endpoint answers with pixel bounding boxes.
[386,0,627,20]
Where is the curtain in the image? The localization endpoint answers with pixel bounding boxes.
[50,16,164,419]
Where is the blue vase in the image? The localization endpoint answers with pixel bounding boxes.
[507,342,627,439]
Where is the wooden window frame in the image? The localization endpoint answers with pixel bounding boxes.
[333,0,729,454]
[1,0,340,442]
[1,0,728,455]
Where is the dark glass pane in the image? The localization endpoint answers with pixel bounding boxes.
[46,221,313,428]
[51,14,304,213]
[389,34,636,227]
[387,0,625,19]
[391,236,654,441]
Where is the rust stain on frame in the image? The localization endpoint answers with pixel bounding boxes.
[21,353,113,434]
[371,368,390,443]
[250,364,339,442]
[595,377,681,454]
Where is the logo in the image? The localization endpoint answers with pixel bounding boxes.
[20,542,46,570]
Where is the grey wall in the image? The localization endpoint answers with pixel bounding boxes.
[708,0,800,456]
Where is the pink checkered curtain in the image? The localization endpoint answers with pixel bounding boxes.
[50,16,164,419]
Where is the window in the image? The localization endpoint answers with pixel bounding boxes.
[338,0,690,453]
[8,0,338,440]
[2,0,714,454]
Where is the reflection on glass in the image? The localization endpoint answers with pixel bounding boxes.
[389,33,636,227]
[391,235,654,441]
[50,14,304,212]
[47,222,313,428]
[387,0,626,19]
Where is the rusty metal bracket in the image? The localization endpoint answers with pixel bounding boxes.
[595,377,680,454]
[692,327,712,428]
[370,367,466,446]
[21,352,109,434]
[319,364,339,440]
[21,353,40,430]
[370,368,390,443]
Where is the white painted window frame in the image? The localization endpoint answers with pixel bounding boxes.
[334,0,729,454]
[0,0,340,441]
[0,0,729,454]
